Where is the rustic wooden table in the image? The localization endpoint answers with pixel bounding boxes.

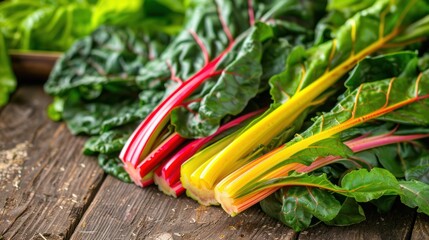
[1,85,428,240]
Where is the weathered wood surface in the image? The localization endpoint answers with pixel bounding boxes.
[412,214,429,240]
[1,86,429,240]
[72,176,296,240]
[0,87,105,239]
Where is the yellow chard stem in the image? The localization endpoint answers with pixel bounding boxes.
[215,74,428,215]
[181,130,240,205]
[199,9,400,189]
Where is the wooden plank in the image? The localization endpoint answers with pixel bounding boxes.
[0,86,105,239]
[411,214,429,240]
[297,202,416,240]
[72,176,297,240]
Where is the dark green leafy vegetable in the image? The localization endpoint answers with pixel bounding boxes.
[196,0,429,201]
[0,32,15,107]
[84,129,132,155]
[41,0,429,232]
[168,0,327,137]
[98,154,132,183]
[45,25,169,98]
[260,186,342,232]
[214,51,429,220]
[44,25,171,181]
[45,25,169,134]
[0,0,183,51]
[324,198,365,227]
[261,168,429,231]
[120,0,327,186]
[1,0,184,106]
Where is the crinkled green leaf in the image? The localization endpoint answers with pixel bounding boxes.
[314,0,376,45]
[62,97,154,135]
[244,168,400,202]
[261,186,341,232]
[45,25,167,97]
[151,0,327,138]
[0,31,16,107]
[370,195,397,213]
[268,45,307,104]
[84,129,132,155]
[324,197,366,226]
[288,60,429,147]
[259,168,422,230]
[404,153,429,183]
[287,137,353,166]
[344,52,418,91]
[98,154,132,183]
[399,180,429,215]
[340,168,400,202]
[171,23,273,137]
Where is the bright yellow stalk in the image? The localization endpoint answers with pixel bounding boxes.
[215,81,427,215]
[181,130,240,205]
[198,17,400,190]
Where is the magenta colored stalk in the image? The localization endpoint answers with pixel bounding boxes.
[141,178,154,187]
[121,48,231,168]
[345,133,429,152]
[248,0,255,26]
[297,132,429,173]
[136,133,186,171]
[158,109,265,186]
[120,45,235,187]
[171,181,185,197]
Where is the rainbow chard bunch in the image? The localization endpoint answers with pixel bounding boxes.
[44,0,429,232]
[120,0,327,186]
[213,51,429,231]
[183,0,429,205]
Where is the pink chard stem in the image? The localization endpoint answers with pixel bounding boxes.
[120,25,236,186]
[154,109,265,196]
[297,130,429,173]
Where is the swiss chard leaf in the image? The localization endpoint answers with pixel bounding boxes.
[119,0,328,185]
[0,32,16,107]
[324,197,366,227]
[284,137,353,166]
[288,59,429,147]
[343,52,419,91]
[340,168,400,202]
[171,22,273,137]
[138,0,328,138]
[404,153,429,183]
[45,25,168,135]
[260,186,342,232]
[62,96,154,135]
[84,128,133,155]
[213,2,429,200]
[399,180,429,215]
[98,154,132,183]
[260,168,428,231]
[45,25,167,97]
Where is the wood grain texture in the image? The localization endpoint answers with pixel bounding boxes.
[411,214,429,240]
[297,202,416,240]
[0,86,105,240]
[72,176,297,240]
